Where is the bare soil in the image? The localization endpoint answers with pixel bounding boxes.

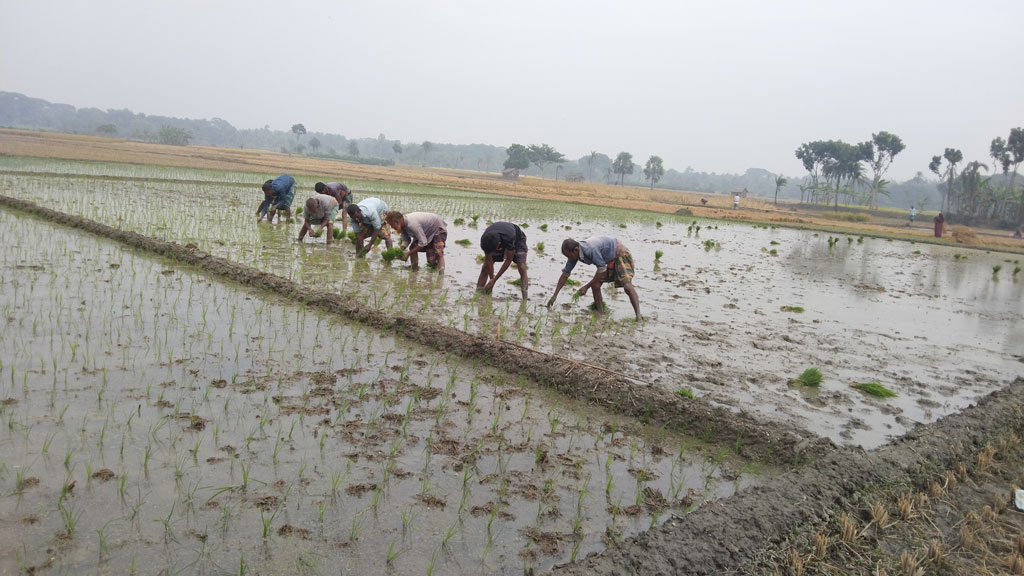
[551,377,1024,575]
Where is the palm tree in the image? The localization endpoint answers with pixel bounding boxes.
[773,175,788,205]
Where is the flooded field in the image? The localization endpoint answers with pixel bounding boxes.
[0,208,757,575]
[2,157,1022,449]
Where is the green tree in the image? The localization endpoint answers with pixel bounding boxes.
[795,141,830,203]
[291,123,306,143]
[822,140,872,208]
[296,143,307,155]
[867,131,905,209]
[157,125,192,146]
[392,142,403,164]
[643,155,665,189]
[421,141,434,166]
[348,141,360,157]
[929,148,963,214]
[95,123,117,135]
[526,143,565,178]
[587,151,598,182]
[1005,128,1024,223]
[612,152,634,185]
[503,143,531,171]
[308,137,321,154]
[774,174,788,205]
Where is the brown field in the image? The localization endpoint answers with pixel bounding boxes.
[3,128,1021,254]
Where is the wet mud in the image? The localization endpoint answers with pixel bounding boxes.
[0,194,828,468]
[552,376,1024,575]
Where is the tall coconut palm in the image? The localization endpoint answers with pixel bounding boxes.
[774,175,788,205]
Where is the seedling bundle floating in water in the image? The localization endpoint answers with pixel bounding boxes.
[851,381,897,398]
[789,368,823,387]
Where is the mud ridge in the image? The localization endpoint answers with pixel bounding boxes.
[550,377,1024,575]
[0,194,832,465]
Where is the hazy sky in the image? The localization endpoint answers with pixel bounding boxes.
[2,1,1022,180]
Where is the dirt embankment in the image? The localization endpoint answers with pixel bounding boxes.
[551,377,1024,576]
[0,194,831,466]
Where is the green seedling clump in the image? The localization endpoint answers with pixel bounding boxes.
[770,240,780,246]
[380,247,405,262]
[654,250,664,261]
[992,264,1002,274]
[346,230,357,242]
[675,387,695,399]
[535,242,545,252]
[769,249,778,256]
[790,368,823,387]
[311,229,323,238]
[333,228,344,240]
[455,238,471,247]
[295,206,304,215]
[1014,265,1022,276]
[539,224,548,232]
[508,278,522,286]
[656,221,663,228]
[779,306,804,313]
[520,222,529,229]
[564,278,580,287]
[852,381,897,398]
[453,217,465,226]
[619,223,627,229]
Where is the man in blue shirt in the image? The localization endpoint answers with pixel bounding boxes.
[260,174,296,223]
[548,236,641,320]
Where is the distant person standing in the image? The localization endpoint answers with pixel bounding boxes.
[909,206,917,223]
[1013,227,1022,239]
[933,212,945,237]
[476,222,529,299]
[261,174,296,223]
[733,194,740,209]
[315,182,353,229]
[297,193,339,245]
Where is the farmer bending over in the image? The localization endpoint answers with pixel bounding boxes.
[477,221,528,299]
[315,181,353,229]
[345,197,393,255]
[260,174,296,223]
[297,194,339,244]
[548,236,641,321]
[385,211,447,272]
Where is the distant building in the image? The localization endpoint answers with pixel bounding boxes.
[502,168,519,180]
[565,173,585,183]
[731,187,749,198]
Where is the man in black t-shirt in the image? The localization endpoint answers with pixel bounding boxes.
[477,222,529,300]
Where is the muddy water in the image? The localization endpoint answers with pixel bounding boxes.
[0,209,756,575]
[3,162,1022,447]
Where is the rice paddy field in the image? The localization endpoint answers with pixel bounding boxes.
[1,153,1023,575]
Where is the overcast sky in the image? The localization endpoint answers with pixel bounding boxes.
[2,1,1021,180]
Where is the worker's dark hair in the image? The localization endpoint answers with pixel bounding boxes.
[261,179,274,193]
[561,238,579,254]
[305,197,318,211]
[345,204,361,219]
[338,183,349,193]
[314,182,326,194]
[384,211,404,225]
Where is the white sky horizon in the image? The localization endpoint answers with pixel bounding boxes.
[2,0,1022,180]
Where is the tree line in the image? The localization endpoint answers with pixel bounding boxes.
[795,129,1023,228]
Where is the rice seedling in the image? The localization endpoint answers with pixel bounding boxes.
[1015,265,1022,276]
[675,387,695,399]
[380,247,405,262]
[453,217,465,225]
[539,223,548,231]
[535,242,545,252]
[455,238,471,247]
[851,381,897,398]
[779,306,804,313]
[993,264,1002,275]
[654,250,663,261]
[619,223,627,229]
[789,368,823,387]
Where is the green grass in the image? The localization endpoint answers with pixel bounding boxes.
[790,368,823,387]
[564,278,580,287]
[822,211,871,223]
[332,228,344,240]
[851,381,897,398]
[779,306,804,313]
[455,238,471,247]
[675,387,695,399]
[380,247,405,262]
